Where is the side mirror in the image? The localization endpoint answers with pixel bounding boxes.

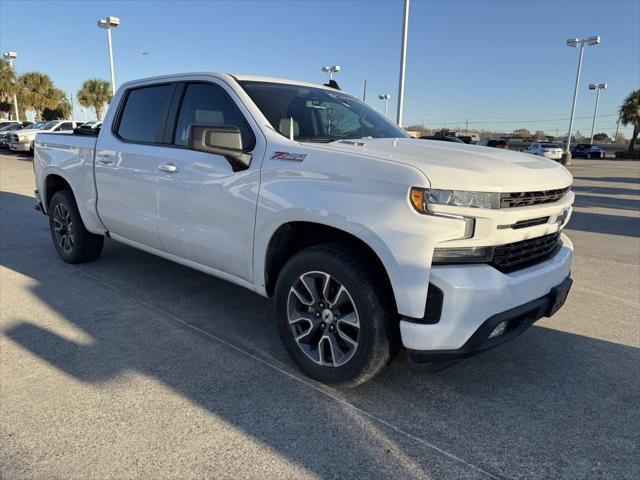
[186,124,252,171]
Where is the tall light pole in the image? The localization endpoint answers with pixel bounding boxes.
[321,65,341,82]
[588,83,607,144]
[379,94,391,117]
[564,35,600,165]
[3,51,20,122]
[396,0,410,126]
[97,16,120,94]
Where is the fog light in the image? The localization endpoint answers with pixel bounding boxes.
[489,321,508,339]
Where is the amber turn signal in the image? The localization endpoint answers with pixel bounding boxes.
[410,187,427,214]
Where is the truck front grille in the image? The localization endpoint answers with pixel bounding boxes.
[491,232,562,272]
[500,187,569,208]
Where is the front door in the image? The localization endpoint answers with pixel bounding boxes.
[154,80,264,282]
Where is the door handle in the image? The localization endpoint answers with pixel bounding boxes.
[158,163,178,173]
[97,156,114,165]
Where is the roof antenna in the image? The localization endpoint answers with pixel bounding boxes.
[289,117,294,141]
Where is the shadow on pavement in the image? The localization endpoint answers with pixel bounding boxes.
[2,189,639,479]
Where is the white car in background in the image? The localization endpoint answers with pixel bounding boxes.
[527,142,564,161]
[8,120,80,152]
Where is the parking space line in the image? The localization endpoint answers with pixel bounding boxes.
[72,266,501,480]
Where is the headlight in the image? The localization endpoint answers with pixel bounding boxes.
[410,187,500,212]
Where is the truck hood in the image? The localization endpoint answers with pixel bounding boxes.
[315,138,572,192]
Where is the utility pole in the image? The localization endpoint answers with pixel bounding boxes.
[564,35,600,165]
[362,79,367,102]
[396,0,409,126]
[465,119,468,134]
[614,111,622,144]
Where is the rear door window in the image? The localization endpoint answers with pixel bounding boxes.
[117,84,175,143]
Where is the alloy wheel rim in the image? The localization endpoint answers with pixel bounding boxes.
[287,271,360,367]
[53,203,74,254]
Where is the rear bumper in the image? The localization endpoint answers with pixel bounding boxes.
[400,233,573,354]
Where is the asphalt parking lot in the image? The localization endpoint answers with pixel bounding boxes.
[1,152,638,479]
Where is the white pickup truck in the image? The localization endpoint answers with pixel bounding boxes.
[33,73,574,386]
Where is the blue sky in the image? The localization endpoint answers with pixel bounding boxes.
[1,0,638,136]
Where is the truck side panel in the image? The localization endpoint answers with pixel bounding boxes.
[33,133,106,235]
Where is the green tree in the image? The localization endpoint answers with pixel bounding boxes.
[533,130,547,140]
[592,133,610,143]
[619,89,640,151]
[513,128,532,139]
[77,79,112,120]
[43,91,72,120]
[0,59,19,119]
[19,72,60,120]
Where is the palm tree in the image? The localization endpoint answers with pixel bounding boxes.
[619,89,640,152]
[43,91,72,120]
[0,59,17,102]
[19,72,59,120]
[77,79,112,120]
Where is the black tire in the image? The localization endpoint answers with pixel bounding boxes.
[274,243,399,388]
[48,190,104,263]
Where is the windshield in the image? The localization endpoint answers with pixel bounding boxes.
[28,122,46,129]
[542,144,560,149]
[41,121,60,130]
[239,81,408,142]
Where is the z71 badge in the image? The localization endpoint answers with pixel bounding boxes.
[271,151,307,161]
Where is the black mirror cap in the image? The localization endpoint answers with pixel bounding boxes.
[187,124,252,171]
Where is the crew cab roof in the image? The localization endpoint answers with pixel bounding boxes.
[118,72,338,93]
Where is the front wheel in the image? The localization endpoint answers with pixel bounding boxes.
[48,190,104,263]
[274,244,399,387]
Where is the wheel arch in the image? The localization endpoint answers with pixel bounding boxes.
[263,221,398,314]
[44,173,73,210]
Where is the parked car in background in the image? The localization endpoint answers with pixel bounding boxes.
[527,142,564,161]
[8,120,80,152]
[571,143,604,159]
[33,72,575,386]
[0,122,34,147]
[0,120,20,130]
[420,135,465,143]
[477,138,509,149]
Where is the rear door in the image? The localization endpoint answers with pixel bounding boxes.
[153,79,265,282]
[94,82,176,249]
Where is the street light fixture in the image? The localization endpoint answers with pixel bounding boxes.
[378,94,391,117]
[564,35,600,165]
[588,82,607,145]
[3,51,20,122]
[97,16,120,94]
[321,65,341,82]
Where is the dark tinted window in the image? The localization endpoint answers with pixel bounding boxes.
[117,84,174,143]
[174,83,254,150]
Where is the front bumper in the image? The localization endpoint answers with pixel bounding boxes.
[400,233,573,355]
[407,276,572,367]
[9,141,31,151]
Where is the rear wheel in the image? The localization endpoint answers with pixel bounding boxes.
[48,190,104,263]
[275,243,399,387]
